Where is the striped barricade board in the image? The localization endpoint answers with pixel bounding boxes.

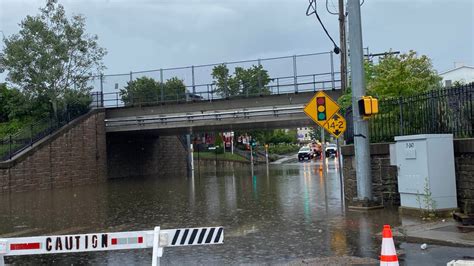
[0,226,223,266]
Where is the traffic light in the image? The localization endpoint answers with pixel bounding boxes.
[316,97,326,121]
[250,139,257,148]
[358,96,379,118]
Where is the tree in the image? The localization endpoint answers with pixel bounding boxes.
[338,50,442,109]
[163,77,186,101]
[367,50,441,98]
[120,76,187,105]
[0,0,106,117]
[0,83,29,122]
[211,64,271,97]
[120,77,161,105]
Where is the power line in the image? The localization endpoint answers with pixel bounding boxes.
[326,0,339,15]
[306,0,340,54]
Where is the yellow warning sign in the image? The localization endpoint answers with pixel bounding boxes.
[323,113,347,138]
[303,91,340,128]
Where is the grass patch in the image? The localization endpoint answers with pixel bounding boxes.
[194,151,248,162]
[267,143,300,155]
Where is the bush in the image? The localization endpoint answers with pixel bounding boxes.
[215,134,224,154]
[268,143,300,155]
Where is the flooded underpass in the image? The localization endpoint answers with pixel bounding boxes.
[1,159,472,265]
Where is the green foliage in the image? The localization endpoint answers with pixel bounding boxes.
[211,64,271,97]
[241,129,297,145]
[120,77,161,105]
[367,50,441,98]
[63,89,92,117]
[268,143,300,155]
[163,77,186,101]
[0,0,106,116]
[265,129,297,144]
[416,177,438,220]
[193,152,248,162]
[214,134,224,154]
[0,83,30,122]
[338,51,442,110]
[120,76,187,105]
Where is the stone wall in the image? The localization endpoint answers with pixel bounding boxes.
[342,139,474,214]
[341,143,399,207]
[453,139,474,214]
[107,134,187,179]
[0,110,107,193]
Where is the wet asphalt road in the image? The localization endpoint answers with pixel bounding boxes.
[0,159,472,265]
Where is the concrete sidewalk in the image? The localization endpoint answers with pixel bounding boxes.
[393,220,474,247]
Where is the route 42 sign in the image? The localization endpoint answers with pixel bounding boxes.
[323,113,347,138]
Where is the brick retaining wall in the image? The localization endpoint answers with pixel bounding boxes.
[0,110,107,193]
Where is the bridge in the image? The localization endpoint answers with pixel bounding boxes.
[104,90,342,135]
[1,51,344,189]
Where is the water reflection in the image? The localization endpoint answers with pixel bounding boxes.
[1,160,404,265]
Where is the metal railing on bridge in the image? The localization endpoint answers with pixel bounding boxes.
[88,51,342,108]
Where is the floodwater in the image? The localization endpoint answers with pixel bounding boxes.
[0,159,472,265]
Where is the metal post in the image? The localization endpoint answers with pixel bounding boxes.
[348,0,372,201]
[293,55,298,93]
[187,134,192,174]
[231,134,234,154]
[30,124,33,147]
[191,65,196,96]
[151,226,162,266]
[321,127,326,175]
[330,51,335,89]
[311,75,315,92]
[399,97,404,135]
[265,145,269,165]
[160,69,164,102]
[129,71,133,83]
[100,74,104,107]
[9,135,12,160]
[337,138,344,205]
[276,78,280,94]
[257,59,262,94]
[224,63,228,98]
[250,144,254,168]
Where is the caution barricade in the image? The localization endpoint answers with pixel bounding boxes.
[0,226,224,266]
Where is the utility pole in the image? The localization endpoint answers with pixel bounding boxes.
[347,0,372,201]
[338,0,347,92]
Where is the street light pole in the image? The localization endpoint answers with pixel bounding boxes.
[347,0,372,201]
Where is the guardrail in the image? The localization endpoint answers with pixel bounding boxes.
[0,226,224,266]
[105,105,305,129]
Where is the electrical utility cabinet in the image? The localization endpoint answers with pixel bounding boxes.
[392,134,458,210]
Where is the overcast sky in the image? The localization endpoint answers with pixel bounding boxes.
[1,0,473,85]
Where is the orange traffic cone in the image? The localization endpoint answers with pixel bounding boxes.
[380,225,399,266]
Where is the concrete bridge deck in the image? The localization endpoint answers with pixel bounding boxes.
[105,90,343,134]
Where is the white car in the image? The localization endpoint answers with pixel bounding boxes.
[325,144,337,158]
[298,147,313,161]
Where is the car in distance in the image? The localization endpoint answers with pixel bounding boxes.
[298,146,313,161]
[325,143,337,158]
